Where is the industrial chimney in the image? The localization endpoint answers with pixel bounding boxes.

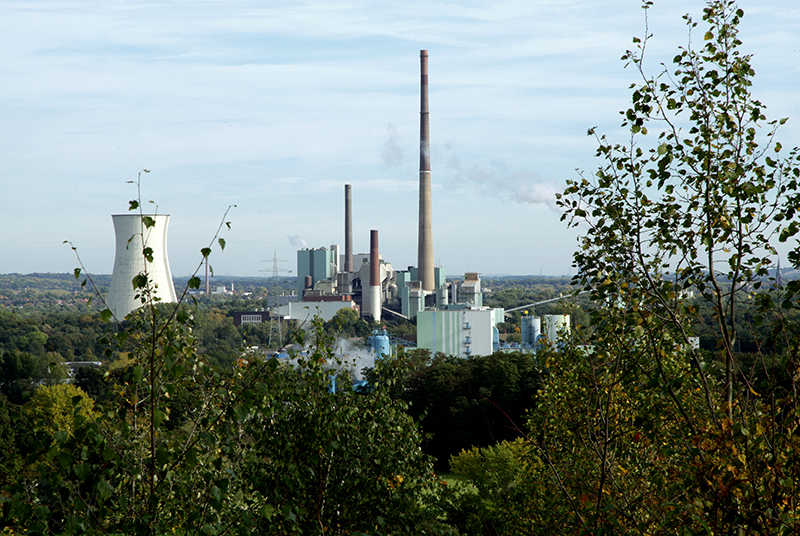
[344,184,353,273]
[107,214,177,319]
[418,50,435,292]
[370,229,381,323]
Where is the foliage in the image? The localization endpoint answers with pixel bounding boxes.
[445,439,539,536]
[323,307,371,338]
[0,349,67,405]
[0,179,455,535]
[0,394,24,488]
[231,327,453,535]
[399,349,543,469]
[532,1,800,533]
[25,384,97,438]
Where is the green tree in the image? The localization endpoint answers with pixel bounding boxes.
[536,0,800,533]
[324,307,370,338]
[25,384,97,438]
[400,351,543,469]
[445,439,540,535]
[0,350,67,404]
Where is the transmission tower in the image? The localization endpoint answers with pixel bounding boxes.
[260,250,291,349]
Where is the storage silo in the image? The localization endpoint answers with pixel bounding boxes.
[543,314,571,343]
[521,315,541,346]
[107,214,177,320]
[369,328,392,360]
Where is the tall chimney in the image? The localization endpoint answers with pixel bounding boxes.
[418,50,435,292]
[344,184,353,273]
[370,229,381,323]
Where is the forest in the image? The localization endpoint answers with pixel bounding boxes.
[4,1,800,534]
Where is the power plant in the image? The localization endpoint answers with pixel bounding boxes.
[287,50,514,358]
[104,50,570,359]
[107,214,177,319]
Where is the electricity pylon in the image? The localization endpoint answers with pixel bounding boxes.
[260,250,291,348]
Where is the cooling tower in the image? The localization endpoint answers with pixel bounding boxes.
[418,50,435,292]
[107,214,177,319]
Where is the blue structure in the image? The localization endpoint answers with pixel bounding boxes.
[369,328,392,360]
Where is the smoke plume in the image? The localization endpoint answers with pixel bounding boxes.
[381,123,403,167]
[288,235,308,248]
[445,145,561,213]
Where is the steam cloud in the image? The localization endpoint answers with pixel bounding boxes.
[288,235,308,248]
[445,145,561,213]
[381,123,403,167]
[333,338,375,381]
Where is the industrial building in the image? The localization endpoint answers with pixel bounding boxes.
[288,50,507,360]
[416,307,504,358]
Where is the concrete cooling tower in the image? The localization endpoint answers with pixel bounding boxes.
[107,214,177,319]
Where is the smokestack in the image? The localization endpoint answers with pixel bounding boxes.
[418,50,435,292]
[370,229,381,323]
[344,184,353,273]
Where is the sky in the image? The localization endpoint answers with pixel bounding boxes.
[1,0,798,278]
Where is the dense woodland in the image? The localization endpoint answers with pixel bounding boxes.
[4,2,800,534]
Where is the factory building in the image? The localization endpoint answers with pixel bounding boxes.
[277,300,357,328]
[297,247,338,293]
[416,307,504,359]
[290,51,505,360]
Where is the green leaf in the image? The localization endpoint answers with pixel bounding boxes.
[96,478,113,501]
[58,451,73,469]
[100,309,113,323]
[154,409,167,428]
[188,276,202,289]
[218,237,226,250]
[132,273,149,289]
[201,247,212,258]
[142,215,155,229]
[186,447,198,468]
[74,462,92,481]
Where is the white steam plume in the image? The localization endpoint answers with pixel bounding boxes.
[332,338,375,381]
[288,235,308,248]
[444,145,561,213]
[381,123,403,167]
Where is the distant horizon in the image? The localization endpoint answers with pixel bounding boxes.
[0,271,576,280]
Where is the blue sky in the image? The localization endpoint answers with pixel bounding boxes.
[1,0,798,278]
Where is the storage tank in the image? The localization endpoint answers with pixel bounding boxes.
[521,315,541,346]
[369,328,392,360]
[107,214,177,320]
[543,314,571,343]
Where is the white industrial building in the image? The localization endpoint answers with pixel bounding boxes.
[416,306,504,358]
[276,300,357,329]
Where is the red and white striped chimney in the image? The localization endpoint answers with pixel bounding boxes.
[370,229,381,323]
